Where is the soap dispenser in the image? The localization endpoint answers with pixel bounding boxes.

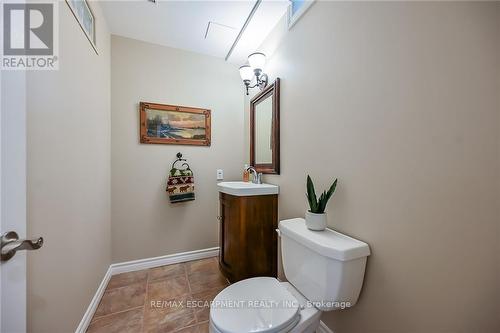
[243,164,249,182]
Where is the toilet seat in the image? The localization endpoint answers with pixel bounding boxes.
[210,277,301,333]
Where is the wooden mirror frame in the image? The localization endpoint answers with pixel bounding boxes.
[250,78,280,174]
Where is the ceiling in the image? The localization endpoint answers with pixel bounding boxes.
[100,0,289,65]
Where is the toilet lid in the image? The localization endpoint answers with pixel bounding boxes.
[210,277,300,333]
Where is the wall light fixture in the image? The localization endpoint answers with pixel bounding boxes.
[239,52,268,95]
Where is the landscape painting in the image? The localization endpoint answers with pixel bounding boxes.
[140,102,211,146]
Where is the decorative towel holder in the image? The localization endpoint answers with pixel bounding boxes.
[171,152,191,170]
[168,152,195,203]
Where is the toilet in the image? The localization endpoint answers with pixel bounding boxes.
[209,218,371,333]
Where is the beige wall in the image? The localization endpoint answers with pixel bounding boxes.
[248,2,500,332]
[26,2,111,332]
[110,36,243,262]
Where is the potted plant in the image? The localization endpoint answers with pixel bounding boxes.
[305,175,338,231]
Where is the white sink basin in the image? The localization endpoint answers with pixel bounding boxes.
[217,181,279,196]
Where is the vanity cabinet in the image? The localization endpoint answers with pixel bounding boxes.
[218,192,278,282]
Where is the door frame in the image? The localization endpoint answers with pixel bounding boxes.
[1,70,28,332]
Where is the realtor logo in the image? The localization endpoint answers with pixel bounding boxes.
[1,1,58,70]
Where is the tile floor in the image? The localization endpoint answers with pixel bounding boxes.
[86,257,229,333]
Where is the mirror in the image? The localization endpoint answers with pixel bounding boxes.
[250,78,280,174]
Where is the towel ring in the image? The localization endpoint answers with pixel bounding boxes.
[171,152,191,170]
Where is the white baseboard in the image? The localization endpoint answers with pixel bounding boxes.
[317,320,334,333]
[74,267,112,333]
[75,247,220,333]
[109,247,219,275]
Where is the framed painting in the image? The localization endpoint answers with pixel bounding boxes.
[139,102,211,146]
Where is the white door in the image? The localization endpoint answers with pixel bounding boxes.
[0,69,41,332]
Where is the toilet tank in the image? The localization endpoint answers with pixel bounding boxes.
[279,218,370,311]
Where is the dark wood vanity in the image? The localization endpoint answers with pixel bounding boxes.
[218,192,278,282]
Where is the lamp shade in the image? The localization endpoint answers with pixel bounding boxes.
[248,52,266,71]
[239,65,253,81]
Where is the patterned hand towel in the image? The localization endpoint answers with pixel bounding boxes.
[167,167,195,203]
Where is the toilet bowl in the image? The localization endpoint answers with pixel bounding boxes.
[209,218,370,333]
[209,277,320,333]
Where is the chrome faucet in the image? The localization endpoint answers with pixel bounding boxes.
[246,166,262,184]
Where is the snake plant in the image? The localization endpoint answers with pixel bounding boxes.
[306,175,338,214]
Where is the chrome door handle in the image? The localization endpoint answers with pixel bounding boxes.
[1,231,43,262]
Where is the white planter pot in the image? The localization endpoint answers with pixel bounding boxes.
[305,211,327,231]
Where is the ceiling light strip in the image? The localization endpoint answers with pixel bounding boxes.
[224,0,262,61]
